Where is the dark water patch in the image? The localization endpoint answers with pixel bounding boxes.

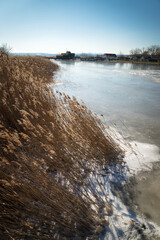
[112,162,160,228]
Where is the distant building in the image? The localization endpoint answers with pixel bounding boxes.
[104,53,117,60]
[56,51,75,60]
[118,56,131,61]
[94,55,105,61]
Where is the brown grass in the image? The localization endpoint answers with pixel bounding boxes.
[0,54,123,239]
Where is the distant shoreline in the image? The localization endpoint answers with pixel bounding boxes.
[81,59,160,65]
[113,60,160,65]
[46,57,160,65]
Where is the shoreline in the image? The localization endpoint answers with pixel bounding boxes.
[49,57,160,65]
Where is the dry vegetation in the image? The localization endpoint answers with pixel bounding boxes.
[0,54,123,239]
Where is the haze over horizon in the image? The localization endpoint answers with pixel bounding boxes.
[0,0,160,54]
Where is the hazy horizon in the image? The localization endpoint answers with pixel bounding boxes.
[1,0,160,54]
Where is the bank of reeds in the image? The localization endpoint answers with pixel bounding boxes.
[0,54,123,239]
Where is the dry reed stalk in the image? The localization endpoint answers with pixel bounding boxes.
[0,54,123,239]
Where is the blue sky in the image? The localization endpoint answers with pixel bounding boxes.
[0,0,160,54]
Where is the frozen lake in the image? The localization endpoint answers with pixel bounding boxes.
[52,60,160,227]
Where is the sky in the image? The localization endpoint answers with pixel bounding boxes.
[0,0,160,54]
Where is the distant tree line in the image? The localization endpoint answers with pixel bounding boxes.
[130,45,160,58]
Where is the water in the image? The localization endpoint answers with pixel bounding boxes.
[52,60,160,226]
[135,163,160,226]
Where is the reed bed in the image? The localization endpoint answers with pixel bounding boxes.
[0,54,123,239]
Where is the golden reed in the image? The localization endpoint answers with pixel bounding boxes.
[0,54,123,239]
